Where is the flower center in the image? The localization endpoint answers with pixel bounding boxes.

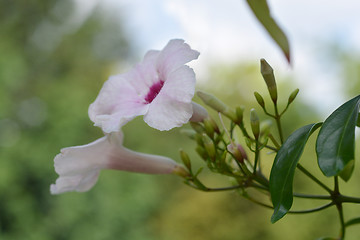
[144,80,165,104]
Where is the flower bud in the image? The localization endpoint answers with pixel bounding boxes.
[203,118,215,139]
[195,133,204,146]
[254,91,265,108]
[250,108,260,139]
[190,122,204,134]
[235,106,245,124]
[196,146,207,160]
[197,91,228,112]
[227,144,247,163]
[260,119,272,137]
[288,88,299,104]
[180,149,192,170]
[203,135,216,160]
[190,102,209,122]
[180,129,197,140]
[260,59,277,103]
[208,117,220,134]
[197,91,237,121]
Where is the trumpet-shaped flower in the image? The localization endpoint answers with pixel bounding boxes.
[50,132,186,194]
[88,39,200,133]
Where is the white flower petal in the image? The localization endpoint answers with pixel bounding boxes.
[161,65,196,102]
[144,94,193,131]
[89,74,149,133]
[156,39,200,78]
[51,132,180,194]
[189,102,208,122]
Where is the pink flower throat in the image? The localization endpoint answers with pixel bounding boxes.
[144,80,164,103]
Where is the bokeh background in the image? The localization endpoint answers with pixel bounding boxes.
[1,0,360,239]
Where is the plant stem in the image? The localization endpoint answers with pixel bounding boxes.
[243,194,334,214]
[336,203,345,239]
[297,163,333,194]
[293,193,332,200]
[289,202,334,214]
[333,176,346,240]
[191,185,244,192]
[268,134,281,149]
[253,141,260,173]
[274,103,284,144]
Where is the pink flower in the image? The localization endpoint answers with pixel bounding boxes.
[88,39,201,133]
[50,132,186,194]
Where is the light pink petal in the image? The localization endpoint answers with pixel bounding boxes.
[51,132,180,194]
[189,102,208,122]
[161,65,196,102]
[89,74,149,133]
[50,135,120,194]
[144,93,193,131]
[156,39,200,78]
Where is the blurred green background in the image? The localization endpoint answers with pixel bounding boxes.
[1,1,360,239]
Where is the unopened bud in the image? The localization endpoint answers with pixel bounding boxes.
[196,146,208,160]
[208,117,220,134]
[190,102,209,122]
[195,134,204,146]
[203,135,216,160]
[288,88,299,104]
[197,91,237,121]
[204,118,215,139]
[250,108,260,139]
[235,106,245,124]
[227,144,247,163]
[180,149,192,170]
[260,119,272,137]
[197,91,227,113]
[260,59,278,103]
[180,129,196,140]
[254,92,265,108]
[190,122,204,134]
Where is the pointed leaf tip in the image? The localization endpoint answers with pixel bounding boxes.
[246,0,291,64]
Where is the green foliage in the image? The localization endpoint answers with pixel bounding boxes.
[270,123,321,223]
[246,0,290,63]
[316,95,360,181]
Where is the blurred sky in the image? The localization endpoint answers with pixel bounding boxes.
[77,0,360,115]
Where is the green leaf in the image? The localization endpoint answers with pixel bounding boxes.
[316,237,337,240]
[316,95,360,181]
[270,123,321,223]
[345,217,360,227]
[246,0,290,63]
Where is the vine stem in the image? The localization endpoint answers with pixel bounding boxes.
[274,103,284,144]
[297,163,333,194]
[334,176,346,240]
[242,193,334,214]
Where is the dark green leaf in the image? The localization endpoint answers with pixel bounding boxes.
[316,95,360,181]
[246,0,290,63]
[345,217,360,227]
[270,123,321,223]
[316,237,337,240]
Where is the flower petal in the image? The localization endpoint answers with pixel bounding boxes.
[144,94,193,131]
[161,65,196,102]
[89,74,149,133]
[50,135,118,194]
[51,132,180,194]
[156,39,200,78]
